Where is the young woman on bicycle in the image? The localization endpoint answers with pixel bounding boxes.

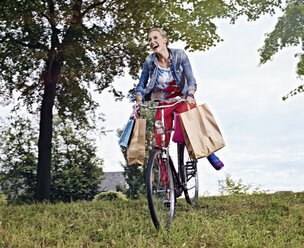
[135,28,223,170]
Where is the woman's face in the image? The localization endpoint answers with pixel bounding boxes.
[148,31,168,53]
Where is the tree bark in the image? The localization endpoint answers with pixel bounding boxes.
[36,49,61,201]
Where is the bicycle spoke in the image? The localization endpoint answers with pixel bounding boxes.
[147,148,175,229]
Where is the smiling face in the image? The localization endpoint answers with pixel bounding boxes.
[148,30,168,53]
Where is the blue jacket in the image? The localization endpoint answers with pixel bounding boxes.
[135,48,197,101]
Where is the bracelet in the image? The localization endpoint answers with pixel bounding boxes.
[186,93,195,99]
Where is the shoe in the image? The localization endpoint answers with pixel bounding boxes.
[207,153,224,170]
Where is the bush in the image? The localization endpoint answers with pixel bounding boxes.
[0,193,7,206]
[93,191,127,201]
[218,173,268,195]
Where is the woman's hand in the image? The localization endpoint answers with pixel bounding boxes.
[186,92,196,106]
[134,96,142,108]
[133,99,142,108]
[133,100,142,118]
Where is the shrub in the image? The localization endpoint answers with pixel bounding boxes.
[218,173,268,195]
[93,191,127,201]
[0,193,7,206]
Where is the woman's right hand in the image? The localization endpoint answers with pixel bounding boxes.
[133,100,142,118]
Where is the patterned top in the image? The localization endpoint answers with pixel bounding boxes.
[151,66,183,103]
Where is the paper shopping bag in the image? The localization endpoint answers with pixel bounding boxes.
[127,118,146,165]
[179,103,225,159]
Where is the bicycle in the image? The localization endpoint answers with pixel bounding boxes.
[139,98,199,230]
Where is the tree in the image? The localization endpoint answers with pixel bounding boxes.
[0,115,38,203]
[50,117,103,202]
[0,114,103,203]
[0,0,282,201]
[259,0,304,100]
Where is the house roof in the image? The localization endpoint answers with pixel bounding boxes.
[98,171,127,192]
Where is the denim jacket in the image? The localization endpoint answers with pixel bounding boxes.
[135,48,197,101]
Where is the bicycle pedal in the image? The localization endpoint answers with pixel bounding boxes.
[185,161,197,178]
[166,192,170,201]
[163,192,171,208]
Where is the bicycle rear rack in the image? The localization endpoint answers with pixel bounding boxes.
[185,160,197,181]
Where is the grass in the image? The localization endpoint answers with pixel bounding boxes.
[0,192,304,247]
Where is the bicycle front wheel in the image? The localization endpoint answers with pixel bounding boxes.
[146,148,175,229]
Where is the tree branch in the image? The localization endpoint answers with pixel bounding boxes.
[17,40,47,50]
[2,33,48,50]
[40,12,53,26]
[47,0,57,27]
[81,0,108,17]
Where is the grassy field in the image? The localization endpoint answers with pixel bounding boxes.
[0,192,304,248]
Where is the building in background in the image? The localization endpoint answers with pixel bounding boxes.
[99,172,127,192]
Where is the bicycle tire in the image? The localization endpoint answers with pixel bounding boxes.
[146,148,175,229]
[182,149,199,205]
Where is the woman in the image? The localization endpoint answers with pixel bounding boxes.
[135,28,223,170]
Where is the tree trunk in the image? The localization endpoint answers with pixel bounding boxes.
[36,50,60,201]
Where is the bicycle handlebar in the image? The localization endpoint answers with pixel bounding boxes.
[139,97,186,110]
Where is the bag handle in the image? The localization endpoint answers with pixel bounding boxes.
[186,102,191,111]
[186,101,197,111]
[130,107,139,120]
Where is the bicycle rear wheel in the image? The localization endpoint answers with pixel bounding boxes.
[182,149,199,205]
[146,148,175,229]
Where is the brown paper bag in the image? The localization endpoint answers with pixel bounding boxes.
[179,103,225,159]
[127,118,146,165]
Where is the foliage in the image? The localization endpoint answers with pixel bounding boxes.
[0,114,103,203]
[218,173,268,195]
[118,103,156,199]
[0,0,282,119]
[0,115,38,204]
[115,184,127,194]
[50,117,103,202]
[281,84,304,100]
[0,193,7,206]
[259,0,304,99]
[1,192,304,247]
[93,191,127,201]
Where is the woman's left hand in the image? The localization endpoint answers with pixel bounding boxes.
[186,96,196,106]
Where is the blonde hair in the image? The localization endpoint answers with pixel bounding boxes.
[148,28,170,46]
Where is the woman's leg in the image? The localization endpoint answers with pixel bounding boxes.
[154,103,175,189]
[155,103,175,148]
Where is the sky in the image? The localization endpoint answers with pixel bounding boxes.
[1,13,302,196]
[98,14,304,196]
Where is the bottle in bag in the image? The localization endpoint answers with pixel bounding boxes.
[207,153,224,170]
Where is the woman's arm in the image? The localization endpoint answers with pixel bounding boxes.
[182,51,197,93]
[182,51,197,105]
[135,61,149,104]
